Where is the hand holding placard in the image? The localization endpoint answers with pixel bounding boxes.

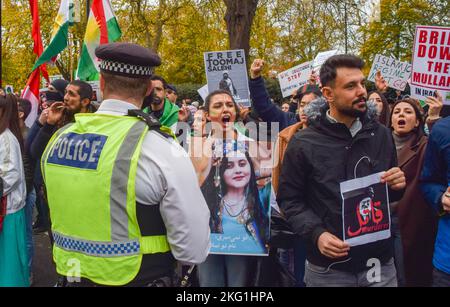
[380,167,406,191]
[425,90,443,120]
[317,232,350,259]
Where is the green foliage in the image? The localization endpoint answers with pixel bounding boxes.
[2,0,448,94]
[175,83,204,102]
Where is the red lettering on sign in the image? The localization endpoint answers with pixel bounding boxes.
[429,46,437,59]
[419,30,428,43]
[441,46,450,61]
[430,31,439,44]
[418,45,426,58]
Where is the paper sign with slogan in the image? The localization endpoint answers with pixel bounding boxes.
[204,50,251,107]
[50,75,63,83]
[368,54,412,91]
[312,50,339,73]
[197,84,209,102]
[340,172,391,247]
[411,25,450,105]
[87,81,102,103]
[277,61,312,98]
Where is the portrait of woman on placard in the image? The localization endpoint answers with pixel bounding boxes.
[190,90,272,287]
[200,145,270,255]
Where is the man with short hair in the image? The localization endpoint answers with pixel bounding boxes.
[278,54,406,287]
[42,42,210,287]
[166,84,178,104]
[144,75,180,132]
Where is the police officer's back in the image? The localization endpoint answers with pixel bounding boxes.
[42,43,210,286]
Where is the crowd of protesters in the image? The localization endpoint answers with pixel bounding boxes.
[0,48,449,288]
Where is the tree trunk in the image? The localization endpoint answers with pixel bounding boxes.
[223,0,259,62]
[55,60,71,81]
[152,18,164,52]
[151,0,166,52]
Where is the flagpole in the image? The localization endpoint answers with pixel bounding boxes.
[69,32,73,81]
[87,0,91,22]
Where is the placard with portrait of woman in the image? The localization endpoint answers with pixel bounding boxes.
[198,139,272,256]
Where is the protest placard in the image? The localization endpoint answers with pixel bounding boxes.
[50,75,63,83]
[411,25,450,105]
[277,61,312,98]
[197,84,209,102]
[204,50,251,107]
[312,49,339,72]
[340,172,391,247]
[368,54,412,91]
[87,81,102,103]
[193,138,272,256]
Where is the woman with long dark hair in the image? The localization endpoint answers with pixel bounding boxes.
[0,94,29,286]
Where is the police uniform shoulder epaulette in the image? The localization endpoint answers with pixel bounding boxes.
[128,109,172,139]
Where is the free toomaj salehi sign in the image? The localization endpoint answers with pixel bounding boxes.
[410,25,450,105]
[204,50,251,107]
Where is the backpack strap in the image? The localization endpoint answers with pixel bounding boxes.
[128,109,175,140]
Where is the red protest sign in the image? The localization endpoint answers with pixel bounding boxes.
[411,25,450,104]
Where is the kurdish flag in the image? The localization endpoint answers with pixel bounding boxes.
[76,0,121,81]
[31,0,73,72]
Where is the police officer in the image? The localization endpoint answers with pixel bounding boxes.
[42,42,210,286]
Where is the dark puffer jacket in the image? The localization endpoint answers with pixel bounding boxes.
[277,103,404,273]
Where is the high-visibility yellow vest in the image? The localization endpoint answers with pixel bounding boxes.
[42,113,171,286]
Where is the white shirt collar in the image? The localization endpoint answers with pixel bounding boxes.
[96,99,139,116]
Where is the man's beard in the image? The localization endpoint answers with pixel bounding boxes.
[66,104,82,115]
[339,97,368,118]
[142,92,163,110]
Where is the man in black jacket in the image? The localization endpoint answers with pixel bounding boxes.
[277,55,406,287]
